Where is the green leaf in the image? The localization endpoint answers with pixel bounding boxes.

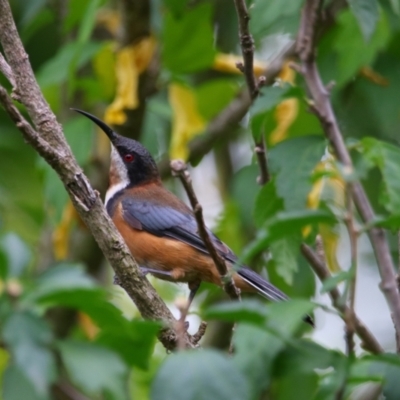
[41,164,68,223]
[195,79,238,120]
[361,137,400,214]
[371,214,400,231]
[254,178,284,228]
[151,350,250,400]
[269,136,326,210]
[0,233,30,278]
[320,270,354,294]
[334,10,390,86]
[245,208,329,261]
[270,235,300,285]
[368,353,400,399]
[34,288,125,329]
[3,365,46,400]
[162,3,216,73]
[250,86,291,118]
[266,299,315,335]
[2,312,56,397]
[348,0,379,41]
[96,320,159,370]
[37,41,101,88]
[24,263,95,303]
[233,324,279,397]
[58,340,129,400]
[275,339,344,375]
[63,117,94,165]
[271,371,319,400]
[249,0,304,38]
[204,299,268,326]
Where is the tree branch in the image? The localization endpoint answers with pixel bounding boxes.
[170,160,241,301]
[296,0,400,337]
[232,0,270,185]
[301,244,383,354]
[0,0,196,351]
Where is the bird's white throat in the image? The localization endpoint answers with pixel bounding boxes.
[104,146,129,208]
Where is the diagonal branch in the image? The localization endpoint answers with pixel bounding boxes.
[0,0,196,351]
[170,160,241,301]
[301,244,383,354]
[296,0,400,337]
[232,0,270,185]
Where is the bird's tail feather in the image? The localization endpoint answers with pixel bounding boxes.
[238,267,315,326]
[237,267,288,302]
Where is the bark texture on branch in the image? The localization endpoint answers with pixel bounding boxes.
[0,0,196,351]
[297,0,400,336]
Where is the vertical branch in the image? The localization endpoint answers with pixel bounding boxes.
[232,0,270,185]
[343,191,357,359]
[296,0,400,337]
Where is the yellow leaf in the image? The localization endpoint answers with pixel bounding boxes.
[270,98,299,145]
[105,36,156,125]
[360,66,389,86]
[213,53,267,76]
[169,83,206,160]
[269,62,298,145]
[52,201,77,260]
[306,156,345,272]
[78,312,99,340]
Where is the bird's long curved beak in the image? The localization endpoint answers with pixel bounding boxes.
[71,108,119,143]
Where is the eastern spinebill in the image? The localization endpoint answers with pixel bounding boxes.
[73,109,312,325]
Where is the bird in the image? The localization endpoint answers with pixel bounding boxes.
[73,109,312,324]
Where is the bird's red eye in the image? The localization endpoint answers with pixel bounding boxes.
[124,154,134,163]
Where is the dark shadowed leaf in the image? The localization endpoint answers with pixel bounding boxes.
[3,365,46,400]
[2,311,56,397]
[58,340,129,400]
[151,350,250,400]
[233,324,280,398]
[96,320,159,369]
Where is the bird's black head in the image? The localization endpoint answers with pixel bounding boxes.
[72,109,160,188]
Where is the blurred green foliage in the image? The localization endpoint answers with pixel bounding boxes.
[1,0,400,399]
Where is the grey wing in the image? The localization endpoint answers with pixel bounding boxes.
[121,198,237,262]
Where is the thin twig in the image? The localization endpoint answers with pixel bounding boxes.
[170,160,241,301]
[296,0,400,337]
[343,190,357,359]
[232,0,270,185]
[232,0,257,98]
[301,244,383,354]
